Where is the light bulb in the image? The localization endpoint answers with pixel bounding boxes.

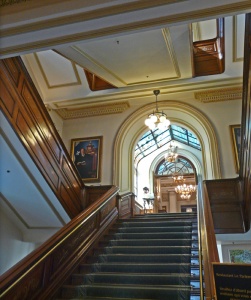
[150,115,157,122]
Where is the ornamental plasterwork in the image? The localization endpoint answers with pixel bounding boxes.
[55,101,130,120]
[194,87,242,103]
[0,0,30,6]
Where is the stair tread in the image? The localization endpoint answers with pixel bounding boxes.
[63,283,192,290]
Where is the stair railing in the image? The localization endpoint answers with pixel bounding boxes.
[196,180,205,300]
[197,177,219,300]
[0,185,119,300]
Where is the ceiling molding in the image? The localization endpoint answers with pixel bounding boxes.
[194,87,242,103]
[34,53,82,89]
[162,28,181,79]
[45,77,242,109]
[55,101,130,119]
[71,45,127,86]
[1,2,251,58]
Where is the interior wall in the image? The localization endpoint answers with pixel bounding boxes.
[0,209,37,275]
[60,96,241,190]
[62,107,134,185]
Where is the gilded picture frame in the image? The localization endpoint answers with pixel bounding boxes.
[230,125,241,173]
[71,136,103,182]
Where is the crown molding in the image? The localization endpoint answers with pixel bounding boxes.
[194,87,242,103]
[54,101,130,119]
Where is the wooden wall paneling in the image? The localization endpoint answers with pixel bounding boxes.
[0,57,84,218]
[193,18,225,77]
[203,178,245,233]
[85,185,113,207]
[117,192,135,219]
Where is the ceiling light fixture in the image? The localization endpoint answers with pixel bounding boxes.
[172,174,185,185]
[175,184,196,199]
[145,90,170,130]
[165,143,178,163]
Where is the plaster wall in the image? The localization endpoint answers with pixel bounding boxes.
[0,209,37,275]
[61,98,241,189]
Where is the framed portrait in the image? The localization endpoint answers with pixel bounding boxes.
[71,136,103,182]
[230,124,241,173]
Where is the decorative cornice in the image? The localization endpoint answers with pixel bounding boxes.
[194,87,242,103]
[55,101,130,119]
[0,0,30,6]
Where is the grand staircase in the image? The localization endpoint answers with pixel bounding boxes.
[56,213,202,300]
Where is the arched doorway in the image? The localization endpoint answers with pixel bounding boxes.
[153,156,197,214]
[135,125,201,211]
[113,100,221,198]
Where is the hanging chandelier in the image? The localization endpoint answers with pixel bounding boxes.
[180,193,191,200]
[175,184,196,198]
[165,143,178,163]
[145,90,170,130]
[172,174,185,185]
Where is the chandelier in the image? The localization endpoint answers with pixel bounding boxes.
[172,174,185,185]
[175,184,196,199]
[145,90,170,130]
[165,143,178,163]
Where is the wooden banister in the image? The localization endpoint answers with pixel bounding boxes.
[0,185,120,300]
[197,179,219,300]
[0,56,84,218]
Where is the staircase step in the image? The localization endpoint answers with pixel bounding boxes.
[100,238,193,247]
[61,284,192,299]
[106,232,193,239]
[72,272,193,285]
[79,262,191,274]
[110,226,193,233]
[98,245,191,255]
[115,220,193,226]
[88,253,194,264]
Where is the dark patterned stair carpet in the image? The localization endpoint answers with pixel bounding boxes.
[57,213,201,300]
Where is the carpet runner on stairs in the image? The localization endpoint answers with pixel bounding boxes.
[57,212,201,300]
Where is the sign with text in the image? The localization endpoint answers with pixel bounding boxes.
[213,263,251,300]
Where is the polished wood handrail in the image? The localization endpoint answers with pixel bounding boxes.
[0,56,84,218]
[0,185,120,300]
[197,178,219,300]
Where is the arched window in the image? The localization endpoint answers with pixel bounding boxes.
[134,125,201,166]
[155,156,195,176]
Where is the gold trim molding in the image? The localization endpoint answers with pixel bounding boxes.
[194,87,242,103]
[55,101,130,119]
